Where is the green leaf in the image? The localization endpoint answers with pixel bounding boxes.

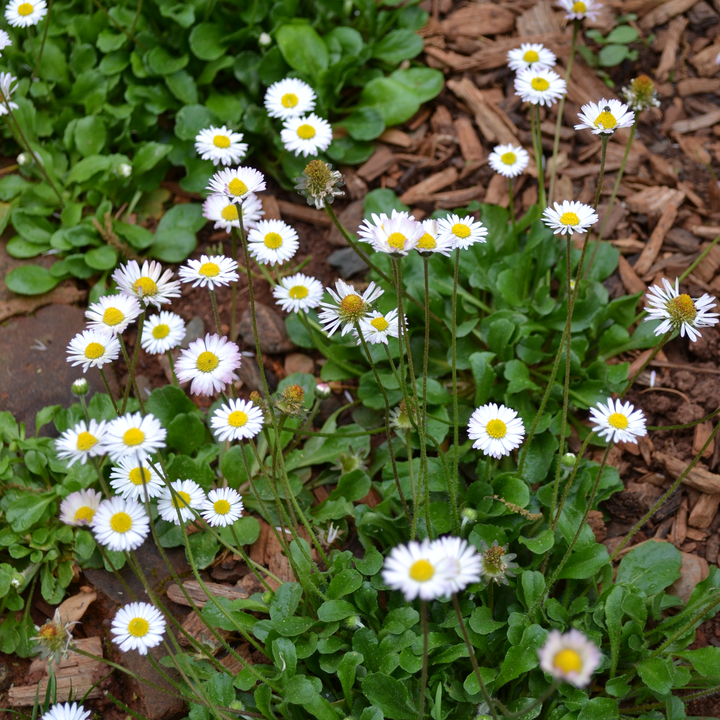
[273,636,297,678]
[187,531,219,569]
[167,413,206,454]
[342,107,386,142]
[616,541,681,595]
[276,24,329,78]
[328,570,363,599]
[518,529,554,554]
[35,405,60,436]
[133,142,173,175]
[84,246,118,271]
[174,104,220,141]
[495,625,547,689]
[146,385,197,427]
[5,237,48,259]
[521,571,546,610]
[270,582,303,621]
[557,543,609,580]
[146,46,189,75]
[599,44,630,67]
[469,351,496,405]
[578,698,619,720]
[318,599,357,621]
[5,265,60,295]
[338,651,363,707]
[150,227,196,263]
[66,155,111,184]
[605,25,639,44]
[359,77,421,127]
[74,115,107,157]
[675,647,720,678]
[468,606,505,635]
[364,188,409,218]
[637,657,675,695]
[6,495,53,532]
[361,673,416,720]
[372,30,423,65]
[389,68,443,103]
[189,23,228,61]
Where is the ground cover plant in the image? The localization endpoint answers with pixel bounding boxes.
[3,0,720,719]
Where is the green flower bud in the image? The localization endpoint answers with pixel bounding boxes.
[561,452,576,468]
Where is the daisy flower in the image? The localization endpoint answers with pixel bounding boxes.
[157,479,205,525]
[557,0,602,22]
[85,294,141,336]
[543,201,598,235]
[104,412,167,462]
[0,72,18,116]
[415,219,455,256]
[195,126,247,166]
[202,193,264,233]
[112,259,181,307]
[644,278,718,342]
[210,398,264,442]
[382,539,453,601]
[247,219,299,265]
[5,0,46,27]
[358,210,423,256]
[141,311,186,354]
[66,329,120,373]
[589,397,646,444]
[175,333,242,396]
[41,703,91,720]
[111,602,166,655]
[273,273,324,313]
[0,30,12,52]
[110,457,164,501]
[265,78,316,119]
[92,497,150,552]
[201,487,244,527]
[507,43,556,72]
[59,489,103,527]
[354,309,402,346]
[514,67,566,107]
[575,99,635,135]
[467,403,525,459]
[437,214,488,250]
[281,114,333,157]
[179,254,239,291]
[206,167,266,203]
[622,75,660,112]
[488,144,530,178]
[538,629,602,687]
[55,419,107,467]
[478,540,518,585]
[433,536,483,594]
[318,279,384,337]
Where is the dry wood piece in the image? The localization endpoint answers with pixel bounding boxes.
[261,194,282,221]
[250,518,297,588]
[689,493,720,529]
[694,421,715,458]
[655,16,689,82]
[625,186,685,216]
[516,0,561,35]
[166,579,251,608]
[454,117,484,162]
[691,225,720,239]
[655,452,720,494]
[378,128,413,148]
[563,58,619,106]
[634,203,680,277]
[671,109,720,134]
[56,588,97,626]
[640,0,702,29]
[689,41,720,76]
[431,186,484,209]
[671,497,689,546]
[677,78,720,96]
[179,611,232,649]
[440,3,515,37]
[691,243,720,283]
[648,154,679,186]
[0,283,87,324]
[675,135,712,166]
[276,200,333,227]
[357,144,395,182]
[399,166,459,204]
[339,167,368,200]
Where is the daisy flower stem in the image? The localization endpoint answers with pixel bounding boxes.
[452,594,500,720]
[31,0,53,81]
[121,310,145,414]
[209,289,222,335]
[548,20,579,204]
[99,368,120,415]
[680,230,720,283]
[450,249,462,535]
[95,542,137,600]
[166,350,179,386]
[592,135,609,211]
[532,105,546,209]
[407,431,418,538]
[422,256,432,533]
[508,177,515,233]
[418,600,429,720]
[257,261,276,288]
[551,431,596,532]
[118,336,145,415]
[79,394,90,424]
[620,332,671,399]
[297,311,362,377]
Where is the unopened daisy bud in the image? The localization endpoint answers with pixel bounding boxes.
[295,159,345,209]
[11,572,23,589]
[17,152,29,165]
[71,378,89,396]
[262,590,274,604]
[230,701,246,711]
[344,615,364,630]
[117,162,132,178]
[461,507,477,527]
[315,382,332,400]
[561,452,576,468]
[276,383,305,415]
[258,32,272,46]
[622,75,660,112]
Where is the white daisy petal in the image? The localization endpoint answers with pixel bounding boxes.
[273,272,324,313]
[415,219,455,256]
[265,78,316,119]
[557,0,602,21]
[0,31,12,52]
[5,0,46,27]
[507,43,556,72]
[112,259,181,307]
[141,311,186,354]
[589,397,647,444]
[66,329,120,373]
[56,419,107,467]
[85,294,142,335]
[175,333,242,396]
[195,126,247,166]
[0,72,19,116]
[357,210,424,256]
[514,67,566,107]
[318,279,384,337]
[104,412,167,463]
[437,214,488,250]
[467,403,525,459]
[92,497,150,552]
[111,602,166,655]
[157,479,205,525]
[210,398,264,442]
[201,487,244,527]
[575,99,635,135]
[488,144,530,178]
[433,536,483,594]
[542,200,598,235]
[281,113,333,157]
[202,193,264,233]
[41,703,91,720]
[382,540,454,601]
[179,254,239,291]
[110,457,164,501]
[247,219,299,265]
[59,489,103,527]
[538,629,602,687]
[206,167,266,203]
[354,308,403,346]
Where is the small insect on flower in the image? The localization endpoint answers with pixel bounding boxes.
[514,67,566,106]
[157,479,205,525]
[195,126,248,166]
[538,629,602,687]
[40,702,91,720]
[175,333,242,396]
[66,329,120,373]
[354,309,403,346]
[414,218,456,257]
[557,0,601,21]
[265,77,317,119]
[32,608,76,666]
[112,259,181,307]
[437,214,488,250]
[202,193,264,233]
[507,43,556,72]
[575,99,635,135]
[433,536,483,594]
[179,254,239,291]
[110,458,164,501]
[206,167,266,203]
[622,75,660,111]
[92,497,150,552]
[85,294,142,336]
[644,277,718,342]
[141,311,186,355]
[247,219,300,265]
[211,398,264,442]
[590,397,647,444]
[295,159,344,209]
[478,539,518,585]
[543,200,598,235]
[104,412,167,462]
[382,540,453,601]
[111,602,166,655]
[488,144,530,178]
[281,113,333,157]
[0,72,19,115]
[318,279,384,337]
[59,488,103,527]
[273,272,324,314]
[202,487,244,527]
[56,419,107,467]
[5,0,46,27]
[467,403,526,459]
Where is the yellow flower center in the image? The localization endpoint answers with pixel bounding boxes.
[196,351,219,372]
[76,432,97,451]
[409,559,435,582]
[668,294,697,323]
[523,50,540,63]
[128,618,150,637]
[608,412,629,430]
[340,294,363,313]
[173,490,191,509]
[17,2,34,15]
[214,499,231,515]
[110,511,132,533]
[213,135,231,148]
[84,342,105,360]
[228,178,248,196]
[486,419,507,439]
[289,285,309,299]
[370,317,389,332]
[133,276,158,297]
[103,307,124,326]
[554,649,583,673]
[221,204,239,221]
[387,232,407,250]
[152,324,170,339]
[123,428,145,446]
[199,262,220,277]
[572,1,586,12]
[452,223,471,239]
[281,93,298,108]
[501,152,517,165]
[297,124,316,140]
[264,232,283,249]
[595,111,617,130]
[129,467,151,485]
[560,212,580,226]
[74,506,95,524]
[531,77,550,92]
[228,410,248,427]
[417,233,436,250]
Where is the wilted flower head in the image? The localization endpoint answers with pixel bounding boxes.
[622,75,660,111]
[389,399,416,432]
[478,540,517,585]
[295,159,345,209]
[276,383,306,416]
[332,446,369,475]
[32,609,75,666]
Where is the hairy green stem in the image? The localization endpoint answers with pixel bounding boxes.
[121,310,145,413]
[99,368,120,415]
[450,249,461,534]
[209,289,223,334]
[419,600,429,720]
[592,135,609,211]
